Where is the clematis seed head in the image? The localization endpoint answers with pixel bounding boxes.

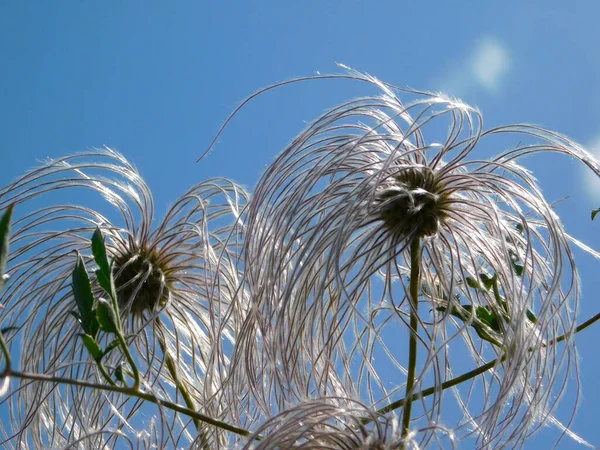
[112,246,173,317]
[376,167,451,238]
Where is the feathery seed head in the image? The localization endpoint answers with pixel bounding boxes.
[228,68,600,448]
[242,398,403,450]
[113,245,173,316]
[376,167,451,238]
[0,148,250,448]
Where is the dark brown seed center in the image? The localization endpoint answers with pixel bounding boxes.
[377,168,450,238]
[112,247,171,317]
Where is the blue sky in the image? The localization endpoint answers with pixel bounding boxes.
[1,1,600,448]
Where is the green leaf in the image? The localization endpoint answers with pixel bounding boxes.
[526,309,537,324]
[0,326,17,336]
[516,223,524,234]
[72,252,99,337]
[472,325,501,346]
[437,304,503,347]
[114,363,125,383]
[437,304,473,322]
[91,228,115,298]
[475,306,501,332]
[465,277,479,289]
[97,298,118,334]
[479,273,496,290]
[91,228,110,275]
[68,310,81,323]
[95,269,113,298]
[0,204,14,291]
[103,338,121,358]
[512,262,524,277]
[80,333,103,361]
[475,306,493,326]
[592,208,600,221]
[102,334,134,359]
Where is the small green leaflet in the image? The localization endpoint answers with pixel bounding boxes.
[0,204,14,291]
[72,252,99,337]
[512,262,524,277]
[114,363,125,383]
[91,228,110,276]
[509,250,524,277]
[0,326,18,336]
[592,208,600,221]
[80,334,103,362]
[479,273,496,290]
[438,302,537,347]
[437,304,499,328]
[96,298,118,334]
[465,277,480,289]
[437,304,503,346]
[80,334,130,363]
[104,338,122,358]
[91,228,116,299]
[464,273,497,291]
[102,335,134,359]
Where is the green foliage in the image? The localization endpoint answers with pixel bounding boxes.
[465,273,496,291]
[114,363,125,383]
[72,253,99,338]
[465,277,479,289]
[0,327,17,336]
[526,309,537,324]
[437,303,503,346]
[478,273,496,290]
[91,228,116,300]
[97,298,118,334]
[104,338,123,357]
[438,271,538,347]
[511,261,524,277]
[80,333,103,362]
[70,232,135,375]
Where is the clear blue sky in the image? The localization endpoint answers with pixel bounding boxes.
[1,2,600,448]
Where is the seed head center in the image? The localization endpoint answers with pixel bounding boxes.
[377,168,450,238]
[112,247,172,317]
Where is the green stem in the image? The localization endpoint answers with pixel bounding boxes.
[401,237,421,441]
[550,311,600,345]
[97,361,117,386]
[105,286,141,391]
[5,367,257,439]
[367,308,600,424]
[115,327,140,390]
[155,317,202,432]
[369,358,502,421]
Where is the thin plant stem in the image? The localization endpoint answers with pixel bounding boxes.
[96,361,117,387]
[370,359,501,421]
[366,309,600,423]
[550,311,600,345]
[107,292,141,391]
[401,237,421,441]
[155,316,202,432]
[3,367,257,439]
